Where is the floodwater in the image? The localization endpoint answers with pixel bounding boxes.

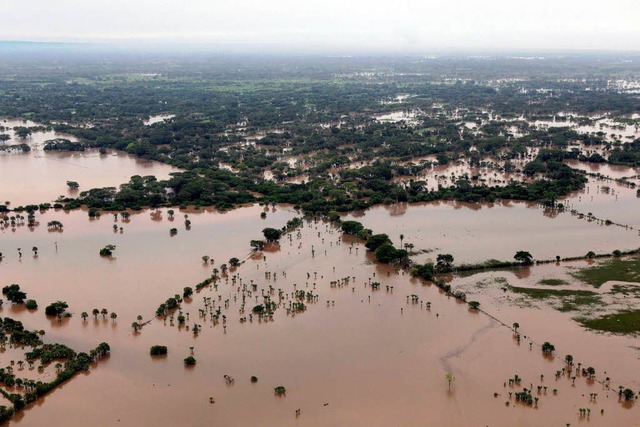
[562,161,640,229]
[344,200,639,265]
[1,115,639,425]
[143,115,175,126]
[0,119,180,206]
[373,110,422,125]
[2,208,638,426]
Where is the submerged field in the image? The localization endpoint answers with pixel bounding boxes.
[0,201,639,426]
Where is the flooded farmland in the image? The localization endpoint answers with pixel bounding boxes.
[0,53,639,427]
[1,202,639,426]
[0,119,179,206]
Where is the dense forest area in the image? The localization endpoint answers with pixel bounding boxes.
[1,51,639,212]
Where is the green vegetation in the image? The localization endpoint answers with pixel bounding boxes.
[184,356,196,366]
[0,313,109,423]
[262,228,282,242]
[514,251,534,265]
[2,54,640,216]
[44,301,69,317]
[374,243,408,264]
[150,345,168,356]
[537,279,569,286]
[274,386,286,396]
[541,341,555,355]
[579,310,640,334]
[43,138,85,151]
[571,257,640,287]
[341,221,365,235]
[2,284,26,304]
[99,244,116,257]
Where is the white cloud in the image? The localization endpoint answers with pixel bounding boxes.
[2,0,639,52]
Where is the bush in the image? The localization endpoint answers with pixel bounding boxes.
[2,284,26,304]
[99,245,116,257]
[340,220,364,235]
[375,244,408,264]
[184,356,196,366]
[44,301,68,316]
[150,345,168,356]
[25,299,38,310]
[365,234,392,251]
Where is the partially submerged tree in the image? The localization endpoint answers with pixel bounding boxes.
[262,227,282,242]
[514,251,533,265]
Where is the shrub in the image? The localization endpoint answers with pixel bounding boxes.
[150,345,168,356]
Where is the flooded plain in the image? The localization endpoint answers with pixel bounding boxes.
[345,200,639,265]
[1,202,639,426]
[0,119,179,206]
[1,116,640,426]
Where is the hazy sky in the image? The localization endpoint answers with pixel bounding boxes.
[3,0,640,52]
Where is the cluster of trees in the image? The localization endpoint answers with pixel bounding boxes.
[1,54,636,216]
[0,341,110,418]
[338,220,407,264]
[44,301,69,317]
[43,138,85,151]
[2,284,26,304]
[150,345,168,356]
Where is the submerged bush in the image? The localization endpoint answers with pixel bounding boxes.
[150,345,168,356]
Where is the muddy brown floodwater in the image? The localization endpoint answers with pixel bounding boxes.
[0,118,179,206]
[344,200,639,265]
[1,204,638,426]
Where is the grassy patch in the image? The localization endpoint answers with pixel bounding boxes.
[558,295,605,312]
[609,284,640,296]
[508,286,596,299]
[579,310,640,334]
[537,278,569,286]
[571,257,640,288]
[508,285,603,312]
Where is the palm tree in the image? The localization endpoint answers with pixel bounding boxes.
[92,308,99,319]
[101,308,108,319]
[445,373,455,390]
[399,234,404,247]
[110,312,117,323]
[81,312,88,322]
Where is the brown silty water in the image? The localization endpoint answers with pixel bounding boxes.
[0,119,179,206]
[0,205,638,426]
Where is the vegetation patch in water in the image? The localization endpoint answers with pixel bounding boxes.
[537,278,569,286]
[571,257,640,288]
[578,310,640,334]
